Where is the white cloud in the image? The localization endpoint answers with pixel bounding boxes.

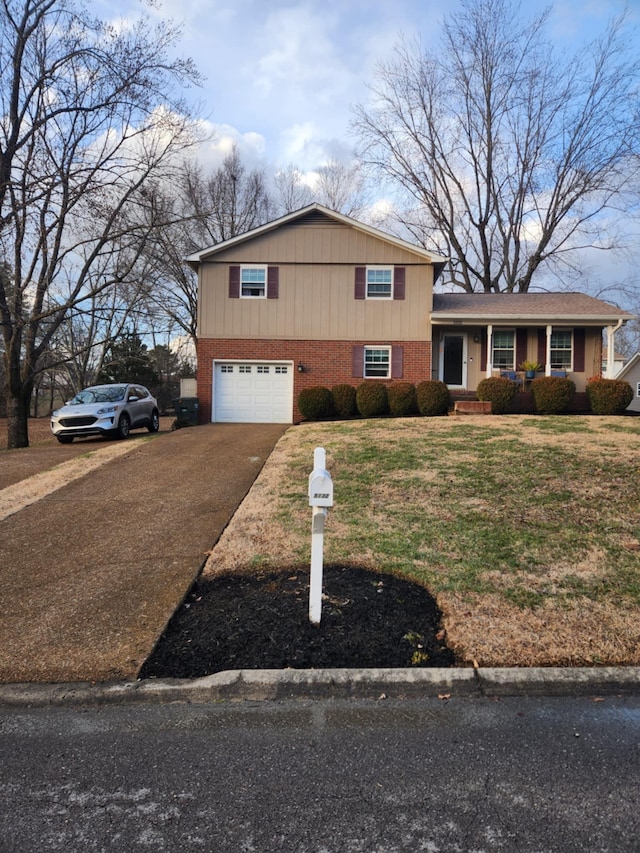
[192,121,268,170]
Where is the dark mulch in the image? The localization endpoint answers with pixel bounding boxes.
[139,565,456,679]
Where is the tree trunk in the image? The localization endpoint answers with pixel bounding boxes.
[5,378,32,449]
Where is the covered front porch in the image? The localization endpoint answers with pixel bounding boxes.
[430,292,633,394]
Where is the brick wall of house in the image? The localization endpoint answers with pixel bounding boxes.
[196,338,432,423]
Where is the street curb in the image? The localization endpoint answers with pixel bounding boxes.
[0,667,639,707]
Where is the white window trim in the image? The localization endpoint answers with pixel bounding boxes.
[240,264,267,299]
[491,328,516,371]
[365,265,394,300]
[549,328,573,371]
[364,345,392,378]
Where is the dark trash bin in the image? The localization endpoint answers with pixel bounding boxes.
[173,397,199,426]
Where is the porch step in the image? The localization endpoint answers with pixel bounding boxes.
[453,400,492,415]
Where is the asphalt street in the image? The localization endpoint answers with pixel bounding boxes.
[1,695,639,852]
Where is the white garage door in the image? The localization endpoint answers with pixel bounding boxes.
[213,361,293,423]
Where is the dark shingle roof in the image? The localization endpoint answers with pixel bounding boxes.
[431,292,634,322]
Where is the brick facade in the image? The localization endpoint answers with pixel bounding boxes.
[197,338,433,423]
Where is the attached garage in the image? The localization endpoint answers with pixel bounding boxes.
[212,360,293,423]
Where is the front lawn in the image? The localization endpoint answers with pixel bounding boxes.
[204,415,640,667]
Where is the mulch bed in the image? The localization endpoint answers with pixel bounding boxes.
[139,565,456,679]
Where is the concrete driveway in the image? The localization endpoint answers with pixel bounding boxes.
[0,423,287,683]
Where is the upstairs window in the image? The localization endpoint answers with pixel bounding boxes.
[229,265,278,299]
[240,266,267,298]
[492,330,515,369]
[366,267,393,299]
[355,267,405,300]
[550,330,573,370]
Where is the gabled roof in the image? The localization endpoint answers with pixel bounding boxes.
[431,292,635,326]
[616,351,640,379]
[185,203,448,269]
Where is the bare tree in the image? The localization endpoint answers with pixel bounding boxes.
[313,159,371,219]
[274,159,371,218]
[353,0,640,294]
[273,164,315,214]
[137,146,273,347]
[0,0,201,447]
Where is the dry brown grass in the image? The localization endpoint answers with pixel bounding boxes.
[205,414,640,667]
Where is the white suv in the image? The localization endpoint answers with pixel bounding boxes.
[51,383,160,443]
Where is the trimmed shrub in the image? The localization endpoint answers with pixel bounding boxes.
[331,384,358,418]
[476,376,518,414]
[356,382,389,418]
[387,382,418,417]
[530,376,576,414]
[297,386,333,420]
[586,378,633,415]
[416,380,450,416]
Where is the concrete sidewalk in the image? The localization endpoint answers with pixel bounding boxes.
[0,423,287,683]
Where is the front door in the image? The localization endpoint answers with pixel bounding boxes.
[441,333,467,388]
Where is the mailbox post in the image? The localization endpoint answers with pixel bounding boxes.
[308,447,333,625]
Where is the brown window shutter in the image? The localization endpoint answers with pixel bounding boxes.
[267,266,279,299]
[393,267,405,300]
[229,266,240,298]
[537,329,546,368]
[480,330,487,371]
[516,328,527,369]
[352,345,364,377]
[354,267,366,299]
[573,328,585,371]
[391,346,404,378]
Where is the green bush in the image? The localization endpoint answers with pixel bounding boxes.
[476,376,518,414]
[331,384,358,418]
[387,382,418,417]
[586,378,633,414]
[356,382,389,418]
[297,386,333,420]
[416,380,450,416]
[530,376,576,414]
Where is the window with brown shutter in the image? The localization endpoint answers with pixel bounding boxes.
[267,266,279,299]
[393,268,405,300]
[229,266,240,299]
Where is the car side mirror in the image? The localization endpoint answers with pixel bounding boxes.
[128,396,139,402]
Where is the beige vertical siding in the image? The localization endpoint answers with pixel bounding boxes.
[198,263,433,341]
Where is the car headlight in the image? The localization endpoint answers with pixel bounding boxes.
[52,410,60,417]
[97,405,118,415]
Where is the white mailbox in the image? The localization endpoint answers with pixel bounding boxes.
[309,446,333,507]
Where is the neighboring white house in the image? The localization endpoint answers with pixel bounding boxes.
[616,352,640,413]
[602,347,626,377]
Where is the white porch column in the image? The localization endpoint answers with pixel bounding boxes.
[545,325,552,376]
[486,324,493,377]
[605,321,623,378]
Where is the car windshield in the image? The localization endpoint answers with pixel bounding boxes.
[70,386,127,405]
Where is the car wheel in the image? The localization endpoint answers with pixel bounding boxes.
[56,435,73,444]
[117,413,130,439]
[147,409,160,433]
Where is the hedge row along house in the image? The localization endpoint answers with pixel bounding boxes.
[187,204,635,423]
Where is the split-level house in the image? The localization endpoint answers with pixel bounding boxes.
[187,204,634,423]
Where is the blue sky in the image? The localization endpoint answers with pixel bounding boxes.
[96,0,639,173]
